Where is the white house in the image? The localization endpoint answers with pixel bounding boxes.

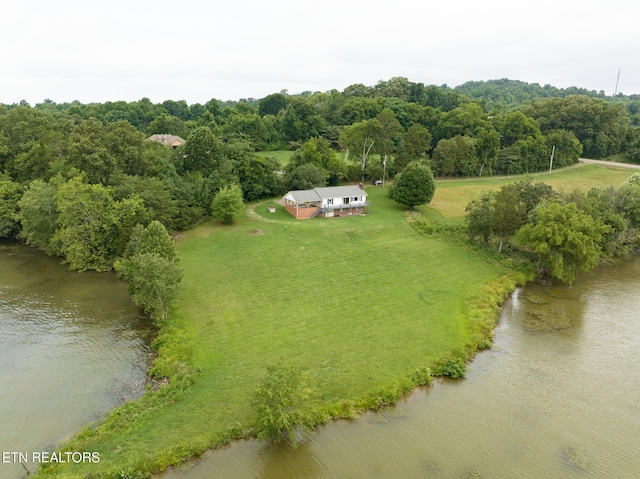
[283,184,370,219]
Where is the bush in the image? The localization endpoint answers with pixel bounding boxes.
[211,184,244,225]
[434,354,466,379]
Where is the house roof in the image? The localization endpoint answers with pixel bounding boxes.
[315,185,367,199]
[283,185,367,204]
[146,134,186,147]
[284,189,322,203]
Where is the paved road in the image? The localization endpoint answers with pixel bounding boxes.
[579,158,640,170]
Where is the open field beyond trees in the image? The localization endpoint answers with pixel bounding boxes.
[428,163,636,219]
[37,163,633,478]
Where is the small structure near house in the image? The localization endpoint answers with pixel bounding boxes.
[282,184,369,220]
[146,134,186,149]
[268,206,276,213]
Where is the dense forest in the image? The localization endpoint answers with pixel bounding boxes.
[2,77,640,275]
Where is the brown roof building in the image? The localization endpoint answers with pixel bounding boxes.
[146,134,186,149]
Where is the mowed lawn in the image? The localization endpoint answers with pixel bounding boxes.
[171,186,499,424]
[39,163,639,478]
[43,187,504,477]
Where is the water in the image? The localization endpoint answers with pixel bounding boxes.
[0,241,152,479]
[2,240,639,479]
[160,256,640,478]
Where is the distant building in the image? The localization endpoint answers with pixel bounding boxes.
[146,134,186,149]
[283,184,370,219]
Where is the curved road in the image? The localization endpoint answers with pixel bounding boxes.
[579,158,640,170]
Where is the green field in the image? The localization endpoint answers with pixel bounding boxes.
[254,149,354,169]
[38,163,634,478]
[254,150,294,167]
[429,163,635,219]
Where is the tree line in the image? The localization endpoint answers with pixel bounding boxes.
[2,77,640,282]
[465,174,640,283]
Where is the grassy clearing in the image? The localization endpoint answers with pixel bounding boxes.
[429,163,635,218]
[40,163,630,478]
[39,186,523,478]
[254,150,294,167]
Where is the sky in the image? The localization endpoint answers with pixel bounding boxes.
[3,0,639,105]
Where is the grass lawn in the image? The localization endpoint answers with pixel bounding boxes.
[38,163,631,478]
[39,187,513,478]
[429,163,636,219]
[254,150,294,167]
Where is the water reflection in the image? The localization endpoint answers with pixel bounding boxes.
[159,256,640,478]
[257,441,323,479]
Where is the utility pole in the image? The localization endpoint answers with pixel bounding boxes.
[614,69,621,97]
[383,155,387,187]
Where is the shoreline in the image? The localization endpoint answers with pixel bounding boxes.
[34,225,530,478]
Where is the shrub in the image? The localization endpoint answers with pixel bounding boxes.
[211,184,244,225]
[434,354,466,379]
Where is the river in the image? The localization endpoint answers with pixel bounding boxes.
[159,256,640,479]
[2,242,639,478]
[0,241,153,479]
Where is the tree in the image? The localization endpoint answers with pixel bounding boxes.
[147,114,185,138]
[252,362,321,447]
[258,93,287,117]
[52,177,147,272]
[0,179,23,238]
[374,108,403,165]
[211,184,244,225]
[7,132,64,183]
[395,124,432,172]
[116,221,181,322]
[524,95,625,158]
[17,179,59,254]
[389,161,436,209]
[491,184,526,252]
[474,126,500,176]
[66,118,117,184]
[236,155,283,202]
[434,102,488,142]
[616,180,640,228]
[104,120,148,176]
[515,201,609,283]
[286,137,345,186]
[135,220,177,261]
[465,191,495,244]
[543,129,582,169]
[280,97,326,141]
[495,111,542,147]
[182,126,223,175]
[577,187,628,256]
[339,118,383,181]
[465,184,526,251]
[286,163,327,191]
[122,253,182,323]
[339,97,382,124]
[432,135,478,177]
[111,174,181,231]
[513,177,556,215]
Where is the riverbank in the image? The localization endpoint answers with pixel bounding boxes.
[159,256,640,479]
[35,164,634,478]
[35,187,527,478]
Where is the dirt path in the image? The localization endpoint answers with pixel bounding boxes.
[579,158,640,170]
